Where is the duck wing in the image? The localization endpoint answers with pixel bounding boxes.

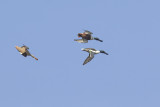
[22,52,27,57]
[74,39,88,43]
[84,30,93,34]
[25,50,31,56]
[21,45,29,50]
[83,51,94,65]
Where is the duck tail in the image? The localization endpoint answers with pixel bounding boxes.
[94,37,103,42]
[31,55,38,60]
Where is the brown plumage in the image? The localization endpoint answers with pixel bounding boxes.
[74,30,103,43]
[15,45,38,60]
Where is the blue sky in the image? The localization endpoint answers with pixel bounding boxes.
[0,0,160,107]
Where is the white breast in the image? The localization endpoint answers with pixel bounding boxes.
[92,50,100,54]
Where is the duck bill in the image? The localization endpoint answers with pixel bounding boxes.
[105,52,109,55]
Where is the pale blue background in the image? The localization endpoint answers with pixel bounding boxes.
[0,0,160,107]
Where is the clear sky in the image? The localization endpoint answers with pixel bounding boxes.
[0,0,160,107]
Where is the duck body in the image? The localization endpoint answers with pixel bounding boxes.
[74,30,103,43]
[78,33,93,40]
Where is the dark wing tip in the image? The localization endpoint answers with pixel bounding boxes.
[83,62,87,65]
[83,55,94,65]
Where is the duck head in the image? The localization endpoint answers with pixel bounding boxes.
[100,50,109,55]
[78,33,83,38]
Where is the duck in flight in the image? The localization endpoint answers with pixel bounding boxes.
[74,30,103,43]
[15,44,38,60]
[81,48,108,65]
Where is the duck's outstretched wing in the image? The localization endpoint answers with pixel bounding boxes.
[74,39,88,43]
[21,44,29,50]
[84,30,93,34]
[83,52,94,65]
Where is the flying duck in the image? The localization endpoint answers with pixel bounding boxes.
[74,30,103,43]
[15,45,38,60]
[81,48,108,65]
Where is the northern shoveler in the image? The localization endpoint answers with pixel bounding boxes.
[74,30,103,43]
[81,48,108,65]
[15,45,38,60]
